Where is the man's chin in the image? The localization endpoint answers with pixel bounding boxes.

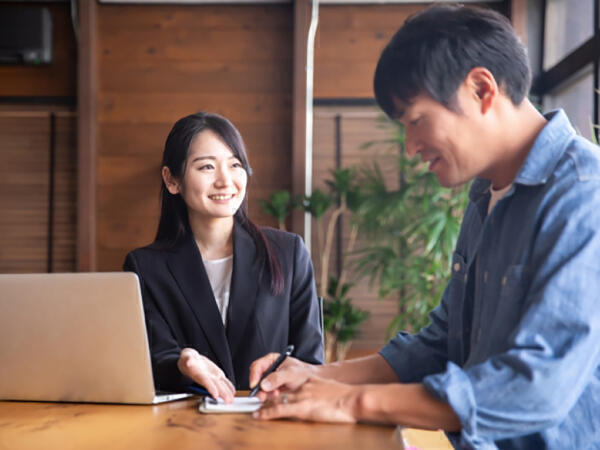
[436,175,467,189]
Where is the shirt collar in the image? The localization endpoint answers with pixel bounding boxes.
[469,109,575,202]
[514,109,575,185]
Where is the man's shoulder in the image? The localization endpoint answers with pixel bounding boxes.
[562,135,600,182]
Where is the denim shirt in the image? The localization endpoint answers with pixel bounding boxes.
[380,110,600,449]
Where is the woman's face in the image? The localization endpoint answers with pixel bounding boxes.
[166,129,248,222]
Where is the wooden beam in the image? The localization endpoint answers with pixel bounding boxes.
[510,0,528,46]
[291,0,312,237]
[76,0,97,271]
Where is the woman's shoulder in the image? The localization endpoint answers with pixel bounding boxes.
[259,226,302,247]
[124,241,177,267]
[258,226,312,260]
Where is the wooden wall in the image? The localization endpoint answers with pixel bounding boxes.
[0,1,511,350]
[314,4,425,99]
[95,4,293,270]
[0,2,77,274]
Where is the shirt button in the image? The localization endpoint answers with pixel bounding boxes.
[453,263,460,272]
[477,328,482,340]
[484,271,488,283]
[502,276,507,286]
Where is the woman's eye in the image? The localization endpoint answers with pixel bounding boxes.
[232,161,243,168]
[198,164,214,170]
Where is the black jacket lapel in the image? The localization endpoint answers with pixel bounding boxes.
[227,224,261,362]
[166,234,235,380]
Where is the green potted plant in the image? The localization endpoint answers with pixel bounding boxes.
[353,117,470,336]
[322,276,369,362]
[258,191,297,231]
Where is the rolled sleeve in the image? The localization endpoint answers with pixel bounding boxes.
[380,297,451,383]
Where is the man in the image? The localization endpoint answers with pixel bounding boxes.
[249,5,600,449]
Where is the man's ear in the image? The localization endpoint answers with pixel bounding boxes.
[162,166,181,195]
[465,67,497,114]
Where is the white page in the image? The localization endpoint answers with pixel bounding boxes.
[198,396,262,414]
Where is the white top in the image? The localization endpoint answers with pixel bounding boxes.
[488,183,512,214]
[202,255,233,326]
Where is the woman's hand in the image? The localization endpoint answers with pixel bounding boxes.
[177,348,235,403]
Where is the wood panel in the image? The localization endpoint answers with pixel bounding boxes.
[0,114,49,272]
[77,0,98,272]
[96,4,293,270]
[314,4,425,99]
[0,110,76,273]
[52,113,77,271]
[0,3,76,98]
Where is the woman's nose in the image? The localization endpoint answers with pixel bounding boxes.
[214,166,233,186]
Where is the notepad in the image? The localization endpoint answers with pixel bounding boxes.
[198,396,262,414]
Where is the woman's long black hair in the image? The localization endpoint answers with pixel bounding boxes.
[154,112,284,295]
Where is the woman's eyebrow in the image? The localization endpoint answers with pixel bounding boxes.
[190,156,215,163]
[190,155,239,163]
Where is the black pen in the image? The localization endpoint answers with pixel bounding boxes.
[187,385,214,398]
[249,344,294,397]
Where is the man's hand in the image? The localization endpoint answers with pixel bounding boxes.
[253,376,361,423]
[249,353,316,397]
[177,348,235,403]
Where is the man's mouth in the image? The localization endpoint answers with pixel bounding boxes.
[426,157,440,171]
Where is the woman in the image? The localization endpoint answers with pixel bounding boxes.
[124,112,323,402]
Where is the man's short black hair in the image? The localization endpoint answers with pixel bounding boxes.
[374,5,531,118]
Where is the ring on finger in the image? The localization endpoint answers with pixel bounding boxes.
[281,393,288,404]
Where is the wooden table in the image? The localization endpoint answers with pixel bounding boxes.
[0,399,452,450]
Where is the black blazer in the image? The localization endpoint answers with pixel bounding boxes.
[123,224,323,392]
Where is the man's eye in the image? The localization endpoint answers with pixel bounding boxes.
[410,117,421,126]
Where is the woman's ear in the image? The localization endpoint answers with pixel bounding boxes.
[465,67,498,115]
[162,166,180,195]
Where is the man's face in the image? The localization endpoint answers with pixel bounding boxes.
[393,87,490,188]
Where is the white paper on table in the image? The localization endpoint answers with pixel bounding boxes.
[198,396,262,414]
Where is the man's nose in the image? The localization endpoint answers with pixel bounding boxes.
[404,131,422,157]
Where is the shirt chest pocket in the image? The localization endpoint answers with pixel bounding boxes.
[494,264,531,329]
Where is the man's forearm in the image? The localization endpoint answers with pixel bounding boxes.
[355,383,461,431]
[314,353,399,385]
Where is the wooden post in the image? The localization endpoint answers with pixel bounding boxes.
[510,0,528,46]
[76,0,97,271]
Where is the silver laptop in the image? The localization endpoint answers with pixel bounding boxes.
[0,272,191,404]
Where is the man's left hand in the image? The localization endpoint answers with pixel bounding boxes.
[253,376,361,423]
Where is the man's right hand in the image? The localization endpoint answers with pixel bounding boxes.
[249,353,316,400]
[177,347,235,403]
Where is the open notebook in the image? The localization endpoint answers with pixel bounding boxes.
[0,272,190,404]
[199,396,262,413]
